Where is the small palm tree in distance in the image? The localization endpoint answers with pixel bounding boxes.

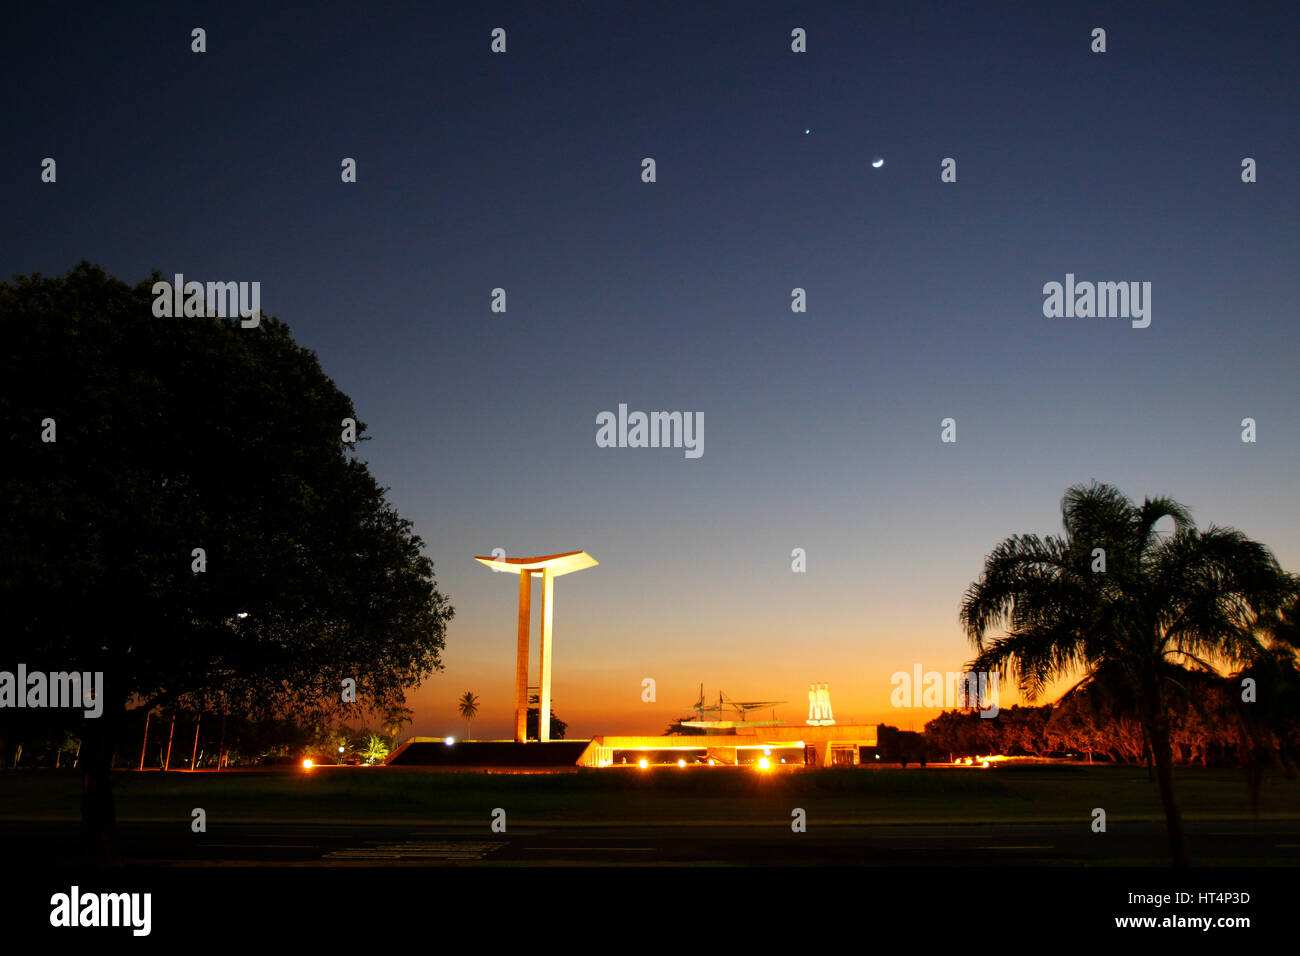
[458,691,480,741]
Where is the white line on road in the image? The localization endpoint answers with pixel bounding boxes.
[979,846,1054,850]
[205,844,315,848]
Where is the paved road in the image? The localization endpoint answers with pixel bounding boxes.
[7,819,1300,866]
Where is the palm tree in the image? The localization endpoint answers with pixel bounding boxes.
[382,704,414,752]
[959,482,1292,866]
[457,691,480,741]
[357,731,390,765]
[1232,587,1300,785]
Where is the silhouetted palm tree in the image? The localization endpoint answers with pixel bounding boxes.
[382,704,413,752]
[960,482,1292,866]
[1232,587,1300,788]
[457,691,480,740]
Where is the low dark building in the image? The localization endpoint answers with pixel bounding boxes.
[864,724,928,766]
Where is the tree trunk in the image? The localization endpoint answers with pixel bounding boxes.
[80,701,122,859]
[164,712,176,771]
[139,709,150,770]
[190,716,201,771]
[1143,691,1191,867]
[217,713,227,771]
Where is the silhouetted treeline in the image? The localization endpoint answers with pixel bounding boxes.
[0,708,410,769]
[926,676,1299,771]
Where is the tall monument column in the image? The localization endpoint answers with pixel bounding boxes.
[514,570,532,743]
[538,568,555,741]
[475,551,598,744]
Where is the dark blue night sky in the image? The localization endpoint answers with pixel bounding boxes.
[5,1,1297,735]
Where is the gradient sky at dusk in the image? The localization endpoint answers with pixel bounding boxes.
[5,1,1298,738]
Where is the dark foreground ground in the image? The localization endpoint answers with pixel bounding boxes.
[5,766,1289,941]
[5,818,1299,866]
[4,763,1298,866]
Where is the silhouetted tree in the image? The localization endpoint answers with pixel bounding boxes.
[960,482,1292,866]
[457,691,480,740]
[0,263,454,854]
[526,707,566,740]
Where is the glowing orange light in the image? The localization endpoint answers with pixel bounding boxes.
[757,757,771,770]
[677,759,686,768]
[638,758,649,769]
[302,758,314,770]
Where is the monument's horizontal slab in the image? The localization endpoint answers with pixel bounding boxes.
[473,551,598,576]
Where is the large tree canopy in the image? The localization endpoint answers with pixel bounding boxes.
[1,262,452,767]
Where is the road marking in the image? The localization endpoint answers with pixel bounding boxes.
[979,845,1054,850]
[865,834,990,840]
[325,840,502,861]
[206,844,315,848]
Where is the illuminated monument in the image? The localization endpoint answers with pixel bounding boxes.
[806,682,835,725]
[390,552,886,769]
[474,551,598,743]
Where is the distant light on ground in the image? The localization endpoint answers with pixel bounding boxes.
[444,736,455,746]
[301,758,313,770]
[677,759,686,768]
[638,758,649,769]
[757,757,771,770]
[707,758,715,766]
